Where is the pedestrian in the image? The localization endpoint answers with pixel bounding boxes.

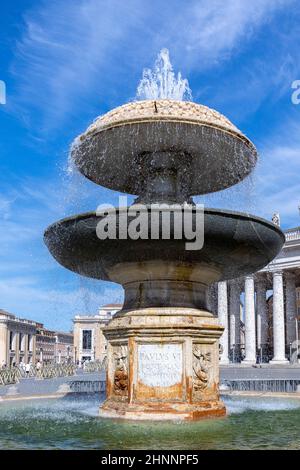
[36,361,41,371]
[25,362,31,377]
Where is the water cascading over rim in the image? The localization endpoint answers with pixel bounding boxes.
[46,95,282,311]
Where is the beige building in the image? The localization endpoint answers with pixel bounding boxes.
[73,304,122,363]
[0,309,37,366]
[36,328,74,364]
[0,309,74,366]
[36,326,56,364]
[54,331,73,363]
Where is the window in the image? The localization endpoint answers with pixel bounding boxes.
[19,334,23,351]
[9,331,13,350]
[82,330,92,350]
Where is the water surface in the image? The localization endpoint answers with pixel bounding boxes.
[0,395,299,450]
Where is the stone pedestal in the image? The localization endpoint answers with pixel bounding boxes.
[99,308,226,421]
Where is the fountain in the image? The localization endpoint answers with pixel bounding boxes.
[44,50,284,421]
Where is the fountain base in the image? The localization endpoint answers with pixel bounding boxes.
[99,400,226,421]
[99,308,226,421]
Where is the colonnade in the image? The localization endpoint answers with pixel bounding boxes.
[212,270,299,364]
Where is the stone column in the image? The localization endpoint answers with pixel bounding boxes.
[256,277,268,350]
[271,271,288,364]
[229,281,241,360]
[285,272,297,347]
[242,275,256,364]
[207,283,218,315]
[218,281,229,364]
[0,321,8,365]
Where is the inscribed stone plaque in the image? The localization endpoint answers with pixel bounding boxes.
[138,343,182,387]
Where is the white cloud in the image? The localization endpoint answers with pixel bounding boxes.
[198,110,300,229]
[253,118,300,227]
[0,274,123,331]
[0,174,124,328]
[11,0,146,131]
[163,0,293,65]
[10,0,293,132]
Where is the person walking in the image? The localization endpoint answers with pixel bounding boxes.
[25,362,31,377]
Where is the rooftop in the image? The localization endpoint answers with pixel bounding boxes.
[0,309,72,337]
[55,330,73,336]
[100,303,123,309]
[0,309,15,318]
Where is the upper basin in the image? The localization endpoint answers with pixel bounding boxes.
[72,100,257,196]
[44,207,284,283]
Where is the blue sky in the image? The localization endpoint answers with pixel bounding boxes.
[0,0,300,331]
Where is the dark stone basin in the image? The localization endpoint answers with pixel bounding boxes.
[73,122,256,196]
[44,207,284,283]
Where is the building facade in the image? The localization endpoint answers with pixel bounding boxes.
[0,310,37,366]
[0,309,73,366]
[54,332,73,363]
[214,225,300,364]
[73,304,122,363]
[36,326,56,364]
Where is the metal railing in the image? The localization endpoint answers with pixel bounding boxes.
[0,363,76,385]
[69,380,106,393]
[0,367,22,386]
[83,358,107,373]
[35,363,76,379]
[223,379,300,393]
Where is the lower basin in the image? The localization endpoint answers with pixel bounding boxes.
[44,207,284,309]
[44,207,284,281]
[0,395,299,449]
